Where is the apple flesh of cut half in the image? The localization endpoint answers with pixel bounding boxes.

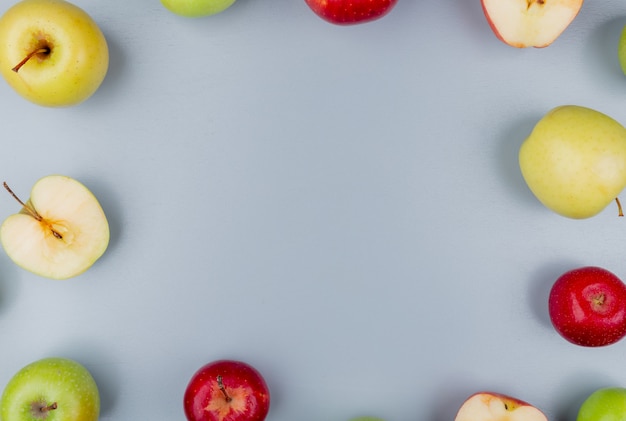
[455,392,548,421]
[481,0,583,48]
[0,175,109,280]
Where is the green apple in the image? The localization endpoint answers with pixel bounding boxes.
[519,105,626,219]
[619,25,626,76]
[348,417,385,421]
[0,357,100,421]
[0,0,109,107]
[160,0,236,17]
[0,175,110,280]
[577,387,626,421]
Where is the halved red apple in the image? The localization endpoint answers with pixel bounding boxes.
[455,392,548,421]
[481,0,584,48]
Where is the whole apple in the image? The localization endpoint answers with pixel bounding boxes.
[0,0,109,107]
[183,359,270,421]
[1,175,110,280]
[455,392,548,421]
[161,0,236,17]
[304,0,398,25]
[577,387,626,421]
[481,0,583,48]
[0,357,100,421]
[519,105,626,219]
[549,266,626,347]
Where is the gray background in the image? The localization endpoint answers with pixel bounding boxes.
[0,0,625,420]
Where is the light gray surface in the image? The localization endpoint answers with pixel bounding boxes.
[0,0,626,420]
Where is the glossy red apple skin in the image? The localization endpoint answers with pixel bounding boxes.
[183,359,270,421]
[549,266,626,347]
[304,0,398,25]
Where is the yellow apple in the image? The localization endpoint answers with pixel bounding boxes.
[1,175,110,280]
[519,105,626,219]
[0,0,109,107]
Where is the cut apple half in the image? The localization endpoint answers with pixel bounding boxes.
[481,0,584,48]
[455,392,548,421]
[0,175,109,280]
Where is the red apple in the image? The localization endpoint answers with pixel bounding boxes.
[455,392,548,421]
[481,0,583,48]
[183,359,270,421]
[304,0,398,25]
[549,266,626,347]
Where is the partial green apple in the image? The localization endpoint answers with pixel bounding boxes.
[160,0,236,17]
[0,0,109,107]
[619,25,626,76]
[519,105,626,219]
[1,175,110,280]
[0,357,100,421]
[577,387,626,421]
[348,417,385,421]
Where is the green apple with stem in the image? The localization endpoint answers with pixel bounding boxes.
[0,357,100,421]
[577,387,626,421]
[0,0,109,107]
[0,175,110,280]
[519,105,626,219]
[160,0,236,17]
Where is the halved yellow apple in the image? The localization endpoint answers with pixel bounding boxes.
[0,175,109,280]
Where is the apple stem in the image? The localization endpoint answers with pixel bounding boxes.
[217,375,232,402]
[12,47,50,73]
[41,403,58,412]
[31,401,58,419]
[616,198,624,217]
[2,182,63,239]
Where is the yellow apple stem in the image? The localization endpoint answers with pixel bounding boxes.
[11,47,50,73]
[216,375,233,402]
[2,182,63,239]
[617,198,624,217]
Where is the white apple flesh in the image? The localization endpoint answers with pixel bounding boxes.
[0,175,109,280]
[455,392,548,421]
[481,0,583,48]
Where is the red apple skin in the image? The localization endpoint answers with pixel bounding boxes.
[183,359,270,421]
[480,1,510,46]
[549,266,626,347]
[304,0,398,25]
